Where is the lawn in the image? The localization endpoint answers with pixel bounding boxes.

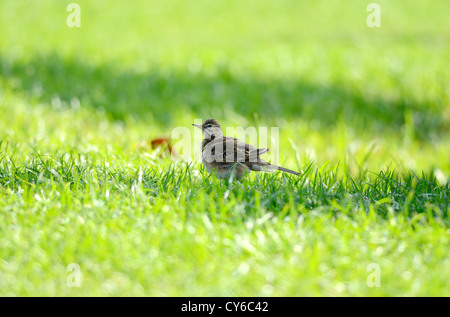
[0,0,449,296]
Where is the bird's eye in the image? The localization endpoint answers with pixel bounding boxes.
[207,124,212,128]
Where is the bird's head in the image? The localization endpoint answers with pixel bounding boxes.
[193,119,222,140]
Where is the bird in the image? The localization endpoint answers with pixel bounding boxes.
[193,119,300,181]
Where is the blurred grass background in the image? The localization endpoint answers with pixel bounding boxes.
[0,0,449,296]
[1,0,449,174]
[0,0,450,170]
[1,0,449,164]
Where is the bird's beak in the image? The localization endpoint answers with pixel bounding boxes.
[192,124,202,129]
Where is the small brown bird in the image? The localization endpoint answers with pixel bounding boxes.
[193,119,300,180]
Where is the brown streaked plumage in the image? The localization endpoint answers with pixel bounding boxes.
[193,119,300,180]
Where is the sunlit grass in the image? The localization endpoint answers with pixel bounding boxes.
[0,144,448,296]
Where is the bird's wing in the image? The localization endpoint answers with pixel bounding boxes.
[256,148,270,155]
[222,137,270,164]
[222,137,248,163]
[203,137,298,175]
[203,137,270,166]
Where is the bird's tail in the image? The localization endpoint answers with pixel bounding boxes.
[272,165,300,176]
[248,161,300,176]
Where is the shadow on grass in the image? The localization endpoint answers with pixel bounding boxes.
[0,53,445,139]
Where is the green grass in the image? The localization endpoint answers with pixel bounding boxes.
[0,0,449,296]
